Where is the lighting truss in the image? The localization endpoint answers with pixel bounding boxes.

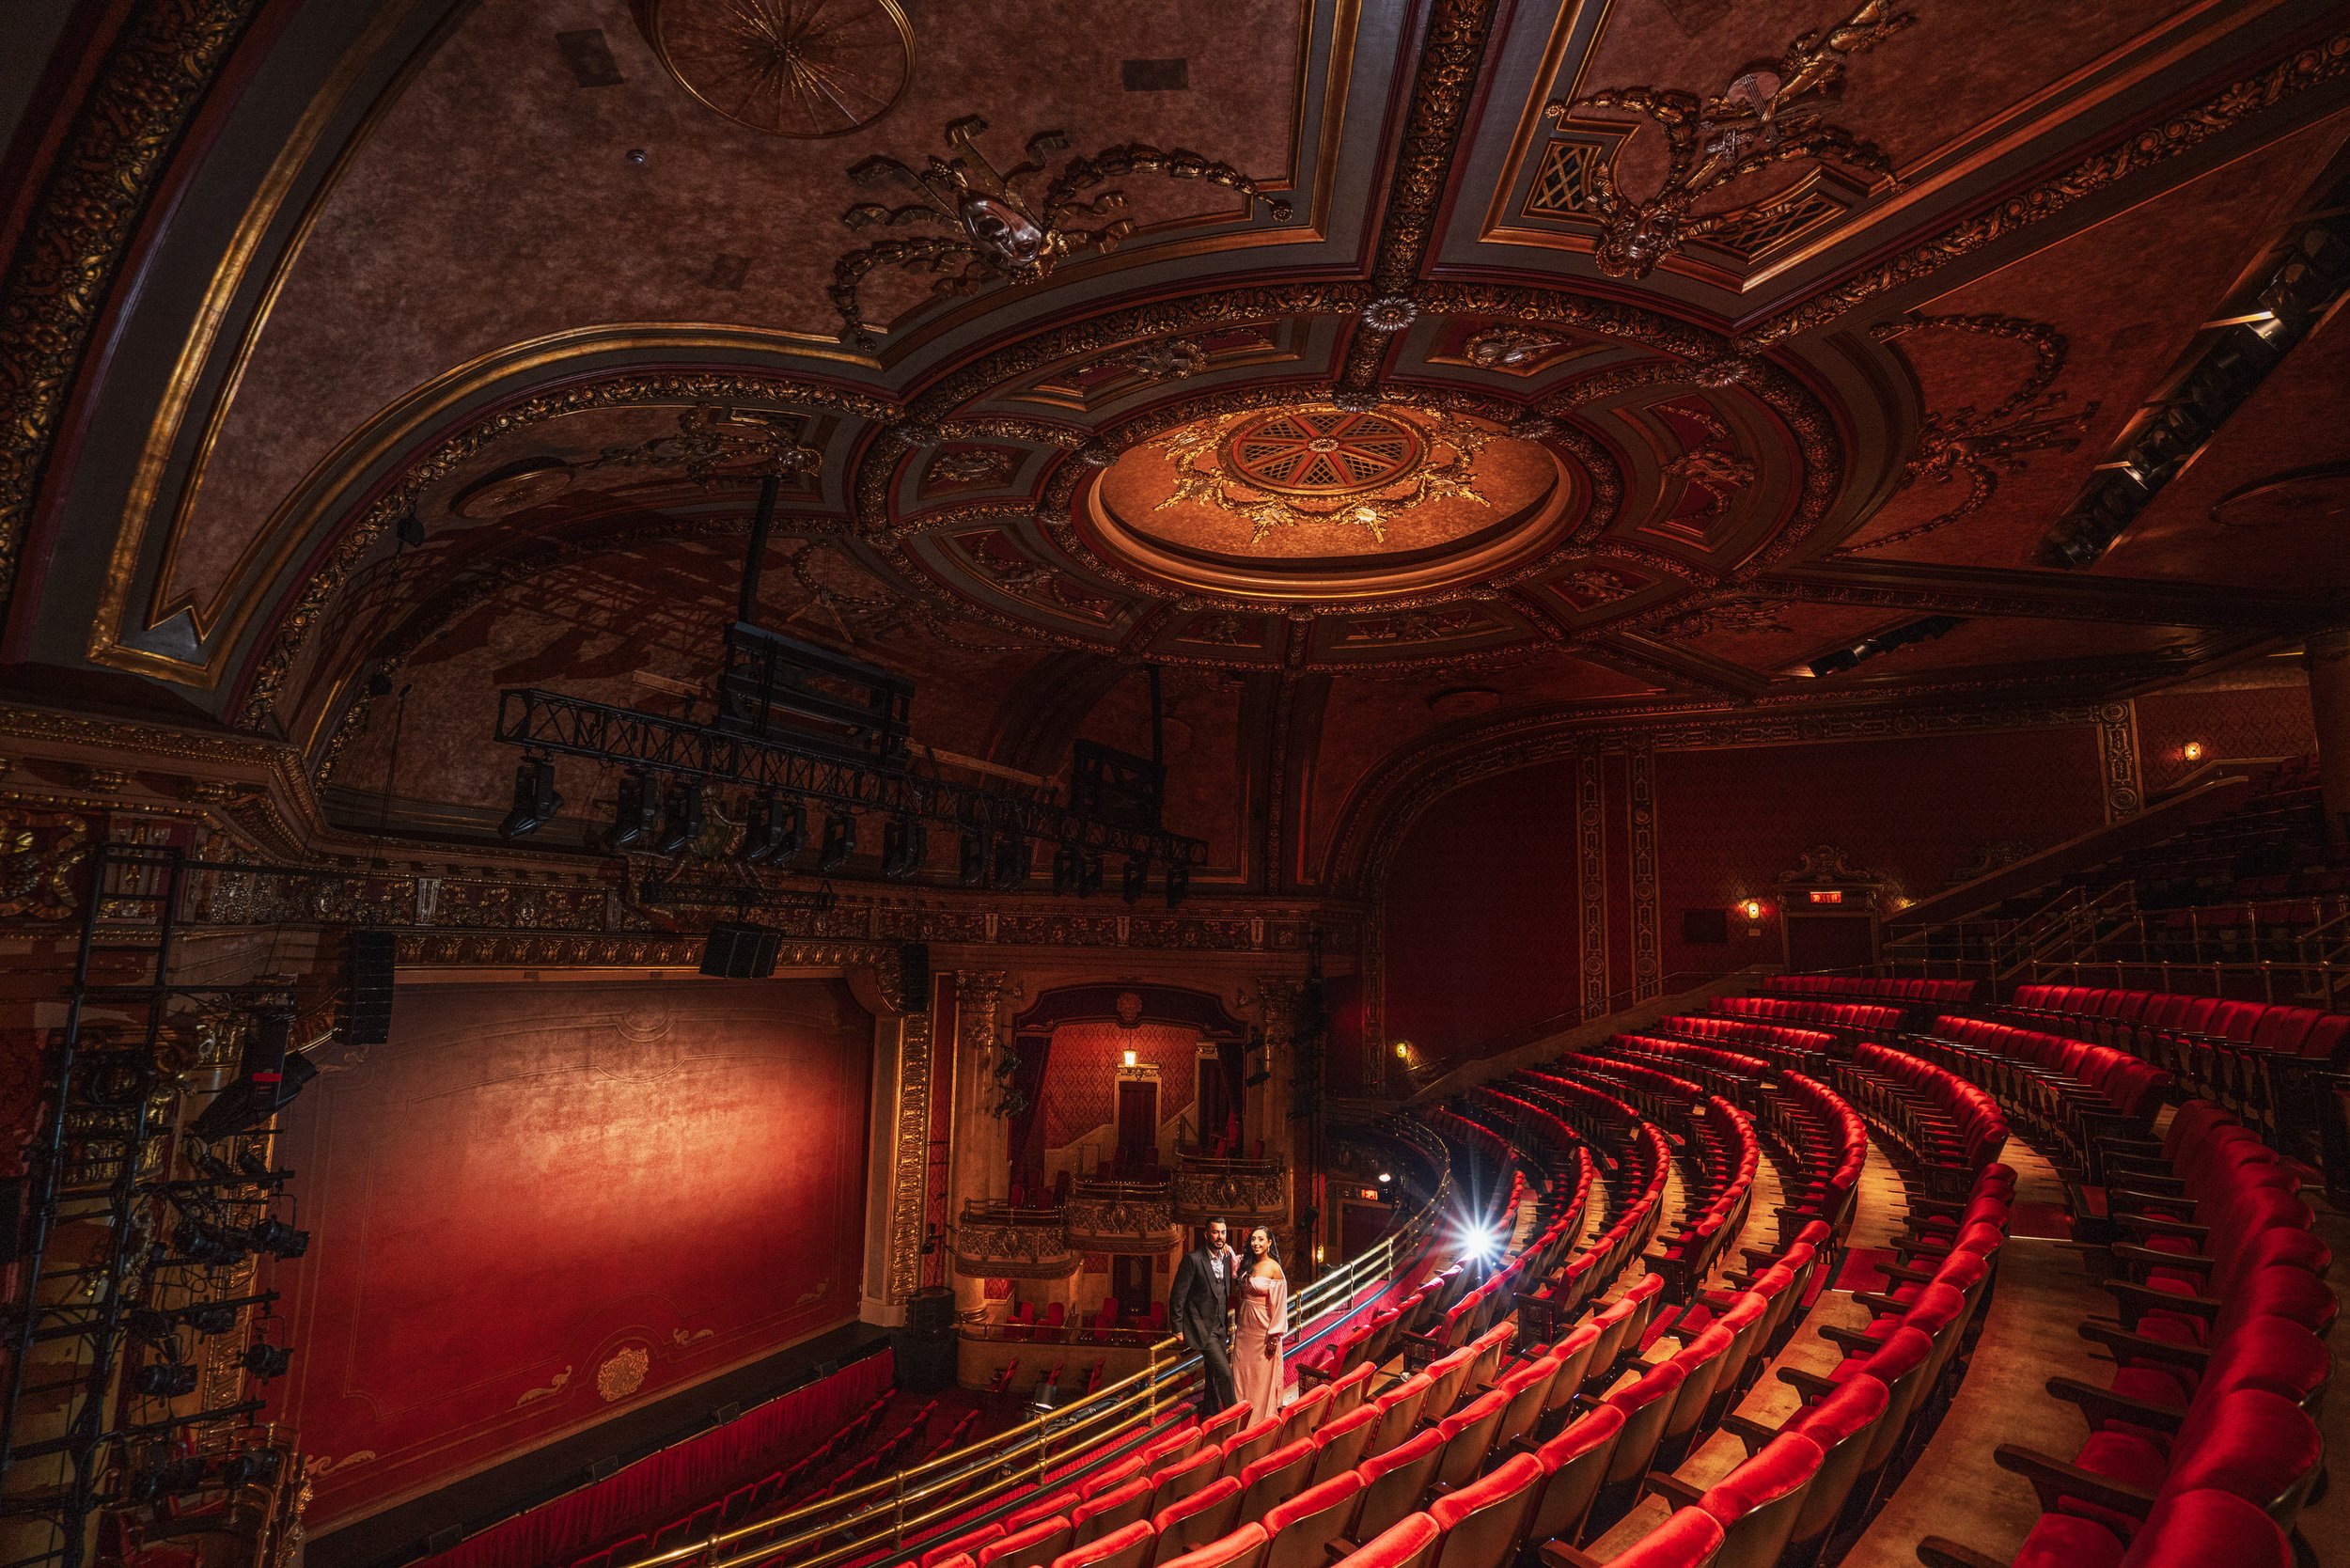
[496,687,1209,867]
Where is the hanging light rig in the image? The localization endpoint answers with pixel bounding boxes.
[494,471,1208,901]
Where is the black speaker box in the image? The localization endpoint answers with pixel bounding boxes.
[892,1326,956,1393]
[700,922,782,980]
[906,1286,956,1333]
[898,941,930,1005]
[345,929,396,1044]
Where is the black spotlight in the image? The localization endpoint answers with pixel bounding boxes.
[1052,841,1083,896]
[881,812,927,879]
[654,779,705,857]
[818,810,856,871]
[740,791,807,865]
[247,1218,309,1260]
[1078,852,1104,899]
[171,1217,247,1267]
[958,829,989,886]
[242,1343,293,1381]
[133,1362,200,1399]
[130,1456,211,1504]
[497,757,562,839]
[1121,854,1150,904]
[219,1450,283,1490]
[607,769,657,850]
[1164,860,1190,909]
[991,834,1028,890]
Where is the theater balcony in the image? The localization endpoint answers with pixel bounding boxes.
[1061,1178,1180,1254]
[1169,1152,1291,1229]
[949,1200,1078,1280]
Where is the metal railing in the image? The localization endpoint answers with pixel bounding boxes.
[609,1126,1450,1568]
[1880,881,2136,980]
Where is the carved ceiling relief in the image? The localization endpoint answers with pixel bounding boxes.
[1549,0,1914,279]
[1834,312,2098,557]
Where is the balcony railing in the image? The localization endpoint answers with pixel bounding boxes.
[950,1203,1077,1278]
[1061,1179,1176,1254]
[1168,1154,1288,1226]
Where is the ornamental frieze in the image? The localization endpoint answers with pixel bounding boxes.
[1168,1161,1290,1227]
[1061,1189,1179,1255]
[952,1207,1080,1279]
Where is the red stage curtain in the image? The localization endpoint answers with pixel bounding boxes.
[422,1348,893,1568]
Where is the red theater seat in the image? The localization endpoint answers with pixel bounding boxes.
[1260,1475,1364,1568]
[978,1518,1075,1568]
[1049,1520,1153,1568]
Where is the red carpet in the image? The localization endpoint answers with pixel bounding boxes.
[2008,1200,2075,1240]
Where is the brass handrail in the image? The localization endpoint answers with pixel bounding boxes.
[606,1126,1450,1568]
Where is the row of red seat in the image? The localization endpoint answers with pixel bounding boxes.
[1600,1034,1770,1111]
[1832,1045,2009,1199]
[1715,995,1905,1040]
[1751,1069,1870,1250]
[1920,1101,2329,1566]
[1911,1015,2168,1184]
[1763,975,1983,1005]
[1653,1013,1836,1074]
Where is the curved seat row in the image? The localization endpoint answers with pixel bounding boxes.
[1763,976,1983,1007]
[1909,1015,2168,1185]
[1831,1045,2008,1200]
[1654,1015,1836,1076]
[1919,1101,2330,1568]
[1714,996,1905,1043]
[1600,1035,1770,1112]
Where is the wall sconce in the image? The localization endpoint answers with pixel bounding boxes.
[1393,1041,1413,1060]
[1737,898,1763,921]
[2182,740,2204,762]
[1121,1048,1137,1068]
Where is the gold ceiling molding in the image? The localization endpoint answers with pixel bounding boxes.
[0,0,264,616]
[233,363,897,729]
[1746,25,2350,345]
[110,327,880,696]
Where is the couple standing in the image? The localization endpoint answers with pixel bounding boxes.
[1167,1218,1288,1422]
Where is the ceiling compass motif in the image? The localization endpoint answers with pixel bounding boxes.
[636,0,916,139]
[1549,0,1912,278]
[1152,404,1488,546]
[829,116,1291,347]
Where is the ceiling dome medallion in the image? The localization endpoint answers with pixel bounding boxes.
[1081,402,1581,604]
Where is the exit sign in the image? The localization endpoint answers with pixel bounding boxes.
[1808,889,1844,904]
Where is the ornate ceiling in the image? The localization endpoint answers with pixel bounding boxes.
[4,0,2348,893]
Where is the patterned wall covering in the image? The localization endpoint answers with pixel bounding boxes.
[1653,727,2107,983]
[2135,677,2316,793]
[1040,1021,1203,1152]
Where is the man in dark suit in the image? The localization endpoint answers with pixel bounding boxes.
[1168,1218,1240,1417]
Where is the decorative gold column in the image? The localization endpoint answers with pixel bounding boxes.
[948,972,1014,1315]
[878,1011,934,1310]
[2306,630,2350,844]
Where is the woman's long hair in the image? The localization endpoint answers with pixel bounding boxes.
[1247,1226,1280,1264]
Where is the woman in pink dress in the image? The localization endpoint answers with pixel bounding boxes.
[1231,1225,1289,1423]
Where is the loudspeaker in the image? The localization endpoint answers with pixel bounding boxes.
[894,1294,957,1393]
[906,1285,957,1333]
[0,1177,24,1264]
[345,929,396,1045]
[897,941,930,1005]
[699,922,782,980]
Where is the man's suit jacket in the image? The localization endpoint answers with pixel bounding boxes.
[1168,1245,1237,1351]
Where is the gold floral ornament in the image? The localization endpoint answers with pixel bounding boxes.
[1547,0,1913,278]
[830,116,1291,348]
[596,1344,650,1403]
[0,810,89,920]
[1152,406,1488,546]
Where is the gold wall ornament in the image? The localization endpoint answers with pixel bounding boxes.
[595,1344,650,1403]
[0,810,91,919]
[1547,0,1912,278]
[1833,313,2096,557]
[637,0,914,139]
[883,1011,933,1305]
[829,115,1291,348]
[0,0,264,615]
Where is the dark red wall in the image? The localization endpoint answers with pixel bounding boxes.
[270,979,873,1529]
[2135,677,2314,793]
[1381,760,1579,1063]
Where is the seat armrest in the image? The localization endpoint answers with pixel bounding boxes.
[1778,1365,1837,1398]
[2076,1321,2209,1368]
[1538,1543,1601,1568]
[1719,1412,1779,1455]
[1645,1471,1706,1510]
[2044,1375,2185,1434]
[1991,1444,2158,1519]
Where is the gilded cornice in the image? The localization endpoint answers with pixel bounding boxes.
[0,0,264,616]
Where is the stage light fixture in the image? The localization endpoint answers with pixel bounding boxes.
[242,1343,292,1381]
[170,1217,247,1267]
[739,790,806,864]
[1164,860,1189,909]
[991,833,1027,890]
[818,810,857,871]
[1051,841,1082,896]
[607,769,658,850]
[1120,853,1150,904]
[881,812,927,879]
[654,779,705,857]
[247,1218,309,1260]
[1378,1172,1392,1184]
[130,1456,211,1504]
[133,1362,200,1399]
[219,1450,283,1490]
[497,757,562,839]
[958,829,990,886]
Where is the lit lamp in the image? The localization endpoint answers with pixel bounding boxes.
[2183,741,2205,762]
[1121,1048,1137,1068]
[1738,898,1764,936]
